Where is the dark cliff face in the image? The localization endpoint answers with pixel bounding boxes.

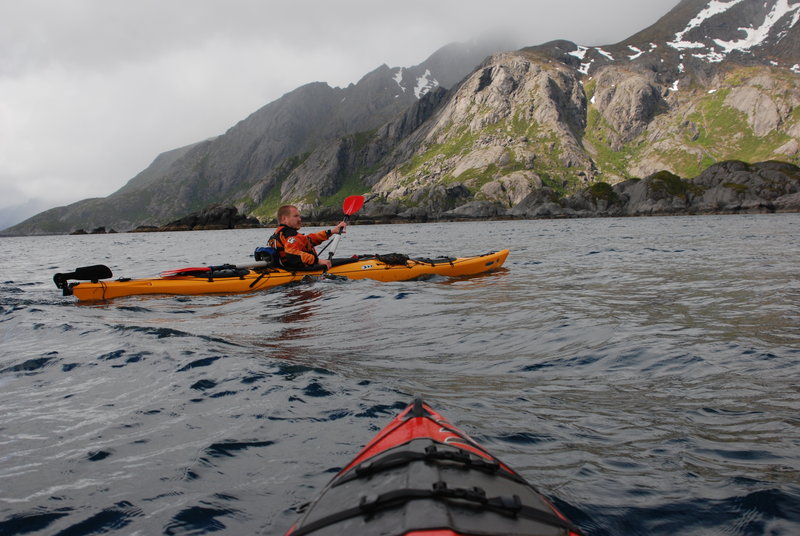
[153,39,517,219]
[133,79,415,215]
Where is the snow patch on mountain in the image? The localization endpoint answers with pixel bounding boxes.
[393,68,406,93]
[414,69,439,99]
[628,45,644,60]
[693,49,727,63]
[667,0,800,63]
[669,0,746,51]
[568,45,588,60]
[390,67,439,99]
[596,48,615,61]
[714,0,800,53]
[568,45,593,74]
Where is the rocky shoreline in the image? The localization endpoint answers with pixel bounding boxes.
[129,205,260,233]
[67,160,799,234]
[313,160,800,224]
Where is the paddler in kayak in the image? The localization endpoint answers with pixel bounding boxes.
[269,205,347,270]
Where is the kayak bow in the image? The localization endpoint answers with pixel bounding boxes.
[285,398,584,536]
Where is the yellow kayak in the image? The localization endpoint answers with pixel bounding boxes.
[55,250,509,301]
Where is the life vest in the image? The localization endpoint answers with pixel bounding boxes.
[269,225,332,269]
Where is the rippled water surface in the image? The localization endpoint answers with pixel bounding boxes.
[1,215,799,535]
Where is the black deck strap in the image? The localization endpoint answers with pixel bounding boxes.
[208,263,236,271]
[203,266,251,281]
[290,481,585,536]
[410,256,456,266]
[333,442,506,488]
[169,270,206,277]
[249,271,268,288]
[422,444,501,474]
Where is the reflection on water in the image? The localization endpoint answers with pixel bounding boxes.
[251,285,325,362]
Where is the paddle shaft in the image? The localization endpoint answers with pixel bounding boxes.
[326,215,350,261]
[323,195,365,261]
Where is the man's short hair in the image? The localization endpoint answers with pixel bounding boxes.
[277,205,297,222]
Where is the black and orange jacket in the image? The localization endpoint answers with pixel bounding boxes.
[269,225,332,268]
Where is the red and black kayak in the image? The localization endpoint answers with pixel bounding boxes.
[285,398,584,536]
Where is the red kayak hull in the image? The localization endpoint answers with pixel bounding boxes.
[285,398,583,536]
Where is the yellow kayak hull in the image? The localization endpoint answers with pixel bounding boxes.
[69,250,509,301]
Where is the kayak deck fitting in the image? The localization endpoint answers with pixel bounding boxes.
[285,398,584,536]
[54,250,510,301]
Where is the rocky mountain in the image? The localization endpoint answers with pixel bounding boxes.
[356,0,800,219]
[6,39,511,235]
[6,0,800,235]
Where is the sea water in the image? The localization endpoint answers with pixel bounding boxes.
[1,215,798,535]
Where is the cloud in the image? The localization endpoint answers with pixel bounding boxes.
[0,0,679,227]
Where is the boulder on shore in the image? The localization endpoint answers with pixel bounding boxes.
[131,205,261,232]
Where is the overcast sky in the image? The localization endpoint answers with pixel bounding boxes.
[0,0,680,229]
